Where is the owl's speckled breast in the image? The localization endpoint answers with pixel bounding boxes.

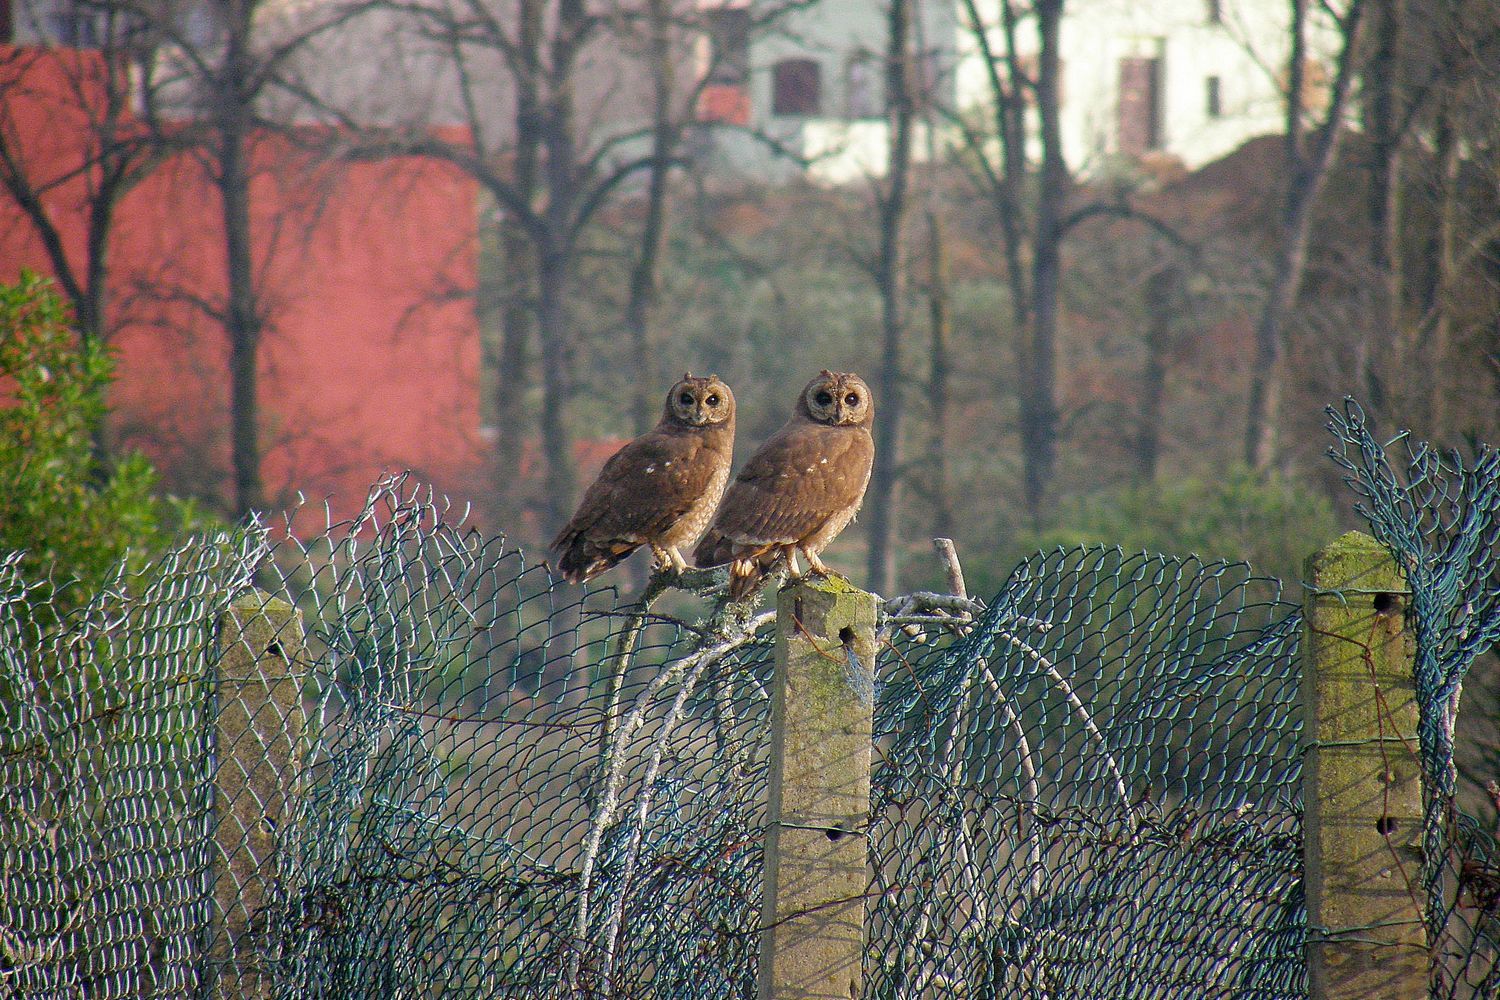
[663,459,731,550]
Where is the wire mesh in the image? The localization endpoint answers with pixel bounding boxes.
[1327,400,1500,999]
[867,547,1305,998]
[0,402,1497,999]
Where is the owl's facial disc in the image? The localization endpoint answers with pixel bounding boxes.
[669,376,732,426]
[804,372,870,425]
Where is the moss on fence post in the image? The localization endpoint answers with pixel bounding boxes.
[212,592,307,998]
[1302,531,1425,999]
[759,576,877,1000]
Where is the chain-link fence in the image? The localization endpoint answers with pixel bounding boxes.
[2,400,1498,999]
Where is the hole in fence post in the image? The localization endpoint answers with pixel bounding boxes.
[837,626,854,645]
[1375,815,1397,836]
[825,825,846,841]
[1373,592,1398,615]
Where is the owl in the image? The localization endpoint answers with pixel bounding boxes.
[693,370,874,601]
[551,374,735,583]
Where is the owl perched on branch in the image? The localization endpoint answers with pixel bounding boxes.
[551,374,735,584]
[693,371,874,601]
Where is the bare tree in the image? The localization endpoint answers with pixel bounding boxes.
[0,15,168,458]
[922,208,954,539]
[1242,0,1367,470]
[325,0,721,537]
[1359,0,1403,413]
[946,0,1098,520]
[1369,0,1500,434]
[621,0,677,437]
[74,0,377,517]
[1137,264,1181,483]
[1024,0,1065,518]
[864,0,916,596]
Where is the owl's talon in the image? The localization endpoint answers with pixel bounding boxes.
[797,545,832,577]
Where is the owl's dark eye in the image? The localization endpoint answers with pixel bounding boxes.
[706,394,720,406]
[815,391,834,407]
[844,393,860,406]
[679,392,694,406]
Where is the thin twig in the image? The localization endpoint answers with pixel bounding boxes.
[933,537,967,600]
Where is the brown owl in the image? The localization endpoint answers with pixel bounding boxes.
[693,370,874,601]
[551,374,735,583]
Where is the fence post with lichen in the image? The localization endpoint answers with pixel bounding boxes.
[210,592,307,998]
[758,576,878,1000]
[1301,530,1425,999]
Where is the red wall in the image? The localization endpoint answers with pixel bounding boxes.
[0,45,484,524]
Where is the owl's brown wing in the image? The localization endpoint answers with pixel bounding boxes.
[552,429,726,582]
[694,423,873,566]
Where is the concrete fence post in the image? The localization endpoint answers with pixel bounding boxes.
[759,577,878,1000]
[1302,530,1426,999]
[212,592,308,998]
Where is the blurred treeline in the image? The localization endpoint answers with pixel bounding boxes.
[2,0,1498,597]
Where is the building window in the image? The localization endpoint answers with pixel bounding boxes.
[1206,0,1222,24]
[1205,75,1222,118]
[773,58,821,116]
[704,7,750,86]
[1117,56,1162,155]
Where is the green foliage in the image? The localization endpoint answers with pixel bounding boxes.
[1009,466,1339,587]
[0,272,208,614]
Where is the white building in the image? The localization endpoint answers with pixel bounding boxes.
[695,0,1338,183]
[958,0,1338,174]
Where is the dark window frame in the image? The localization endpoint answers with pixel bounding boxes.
[1117,55,1163,156]
[772,57,822,117]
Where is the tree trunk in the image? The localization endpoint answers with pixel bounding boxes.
[1137,266,1177,482]
[492,221,533,530]
[81,195,115,474]
[865,0,914,596]
[925,210,954,539]
[531,0,590,539]
[957,0,1032,333]
[1418,98,1460,432]
[1362,0,1404,413]
[1020,0,1066,520]
[624,0,675,435]
[220,120,265,517]
[1244,0,1366,470]
[491,0,542,534]
[535,246,575,538]
[215,0,266,520]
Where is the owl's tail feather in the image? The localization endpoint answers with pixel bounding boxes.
[695,531,778,602]
[553,535,640,584]
[691,529,732,570]
[728,560,763,603]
